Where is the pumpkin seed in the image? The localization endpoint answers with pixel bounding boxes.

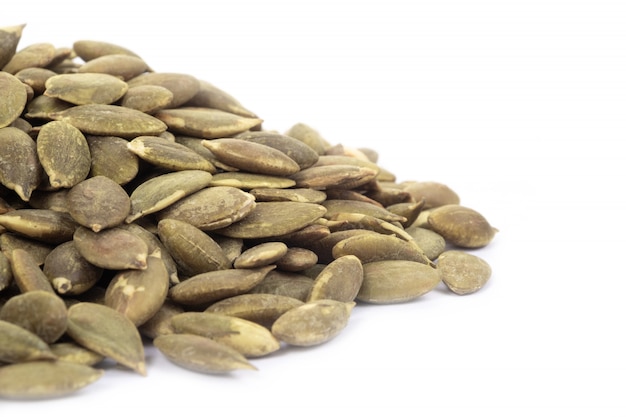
[437,250,492,295]
[44,73,129,105]
[0,71,28,128]
[0,290,67,343]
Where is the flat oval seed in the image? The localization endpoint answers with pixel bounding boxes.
[157,218,230,277]
[2,42,56,74]
[250,187,327,203]
[284,122,330,155]
[186,80,257,118]
[0,319,56,363]
[50,342,105,366]
[271,299,355,347]
[67,176,131,232]
[24,94,73,119]
[73,40,143,61]
[402,181,461,209]
[121,85,174,113]
[404,226,447,261]
[0,290,67,343]
[66,302,146,375]
[307,255,363,302]
[0,24,25,69]
[36,121,91,189]
[0,361,103,400]
[86,135,139,185]
[237,132,320,169]
[49,104,167,138]
[0,252,12,292]
[77,54,149,80]
[126,170,213,223]
[0,71,28,128]
[44,73,129,105]
[104,255,170,326]
[427,204,498,248]
[322,199,406,223]
[171,312,280,357]
[437,250,492,295]
[0,209,78,244]
[127,135,216,172]
[0,127,43,201]
[234,242,288,269]
[43,241,103,295]
[73,226,148,270]
[10,249,55,293]
[155,107,263,139]
[248,270,315,302]
[209,172,296,190]
[157,186,256,231]
[275,247,319,272]
[202,138,301,176]
[127,72,200,108]
[0,232,53,265]
[169,266,275,306]
[290,165,378,190]
[216,202,327,239]
[358,260,441,304]
[205,293,304,328]
[138,299,184,339]
[332,233,433,265]
[154,333,256,374]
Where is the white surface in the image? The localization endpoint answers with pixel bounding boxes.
[2,1,626,415]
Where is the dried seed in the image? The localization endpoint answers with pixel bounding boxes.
[77,54,149,80]
[73,226,148,270]
[171,312,280,357]
[209,172,296,189]
[290,164,378,190]
[0,361,103,399]
[322,199,406,223]
[236,131,320,169]
[24,94,73,119]
[284,122,330,155]
[401,181,461,209]
[437,250,492,295]
[169,265,275,306]
[332,233,433,266]
[275,247,319,272]
[73,39,143,62]
[127,135,216,172]
[0,127,43,201]
[307,255,363,303]
[66,302,146,375]
[0,232,53,265]
[216,201,327,239]
[10,248,55,293]
[127,72,200,108]
[250,187,327,203]
[0,319,56,363]
[120,85,174,113]
[138,299,184,339]
[157,218,230,277]
[36,120,91,189]
[0,209,78,244]
[28,188,70,212]
[43,241,103,295]
[186,80,257,118]
[306,229,376,264]
[205,293,304,328]
[248,270,315,302]
[233,241,288,269]
[0,71,28,128]
[126,170,213,223]
[154,333,256,374]
[104,254,170,326]
[155,107,262,139]
[85,135,139,185]
[0,290,67,343]
[271,299,355,347]
[358,260,441,304]
[2,42,56,74]
[44,73,129,105]
[0,252,12,292]
[157,186,256,231]
[49,104,167,138]
[0,24,25,69]
[50,342,105,366]
[67,176,130,232]
[404,225,446,261]
[202,138,301,176]
[427,204,498,248]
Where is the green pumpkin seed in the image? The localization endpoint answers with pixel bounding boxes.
[186,80,257,118]
[73,40,143,62]
[127,135,216,172]
[44,73,129,105]
[0,24,25,69]
[437,250,492,295]
[233,241,288,269]
[427,204,498,248]
[250,187,327,203]
[248,270,315,302]
[66,302,146,375]
[209,172,296,189]
[204,293,304,328]
[0,319,56,363]
[275,247,319,272]
[127,72,200,108]
[120,85,174,113]
[9,248,55,293]
[0,127,43,201]
[85,135,140,185]
[307,255,363,303]
[43,240,103,295]
[0,71,28,128]
[283,122,330,155]
[67,176,131,232]
[0,290,67,343]
[0,232,53,265]
[73,226,148,270]
[24,94,73,119]
[77,54,149,80]
[2,42,56,74]
[332,232,433,266]
[290,164,377,190]
[155,107,262,139]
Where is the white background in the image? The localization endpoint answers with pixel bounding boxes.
[2,1,626,415]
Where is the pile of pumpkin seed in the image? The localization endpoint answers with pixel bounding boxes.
[0,23,498,399]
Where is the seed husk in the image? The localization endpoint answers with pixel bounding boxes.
[205,293,305,328]
[0,360,103,399]
[427,204,498,248]
[155,107,263,139]
[233,241,288,269]
[73,226,148,270]
[104,254,170,326]
[0,319,56,363]
[126,170,213,223]
[49,104,167,138]
[0,290,67,343]
[202,138,301,176]
[36,121,91,189]
[171,312,281,357]
[156,186,256,231]
[271,299,355,347]
[0,127,43,201]
[0,71,28,128]
[66,302,146,375]
[437,250,492,295]
[307,255,363,303]
[67,175,131,232]
[85,135,140,185]
[44,73,129,105]
[169,265,275,306]
[157,218,230,277]
[154,333,257,374]
[43,241,103,295]
[127,135,216,172]
[358,260,441,304]
[216,201,327,239]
